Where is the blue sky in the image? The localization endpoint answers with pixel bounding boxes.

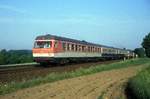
[0,0,150,50]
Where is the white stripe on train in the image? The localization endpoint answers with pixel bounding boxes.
[33,52,102,58]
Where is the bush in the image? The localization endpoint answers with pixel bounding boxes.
[0,49,33,65]
[127,66,150,99]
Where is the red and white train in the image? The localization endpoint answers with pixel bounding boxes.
[32,34,135,65]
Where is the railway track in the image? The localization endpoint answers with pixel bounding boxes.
[0,60,120,84]
[0,65,40,74]
[0,63,40,75]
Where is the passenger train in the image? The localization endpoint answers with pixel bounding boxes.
[32,34,135,65]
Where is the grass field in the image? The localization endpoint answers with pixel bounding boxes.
[0,58,150,95]
[127,63,150,99]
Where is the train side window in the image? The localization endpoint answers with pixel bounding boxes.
[54,41,58,48]
[90,47,92,52]
[62,42,66,51]
[78,45,80,51]
[71,44,74,51]
[85,46,88,52]
[89,46,91,52]
[82,46,84,52]
[79,45,82,51]
[92,47,94,52]
[99,48,101,53]
[88,46,90,52]
[67,43,70,51]
[93,47,95,52]
[84,46,86,52]
[75,44,78,51]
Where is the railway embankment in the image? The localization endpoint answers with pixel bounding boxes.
[0,60,118,83]
[0,58,149,98]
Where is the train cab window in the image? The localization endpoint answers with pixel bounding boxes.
[34,41,52,48]
[54,41,58,48]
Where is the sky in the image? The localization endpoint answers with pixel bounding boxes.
[0,0,150,50]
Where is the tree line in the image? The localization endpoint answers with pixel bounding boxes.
[0,49,33,65]
[134,32,150,58]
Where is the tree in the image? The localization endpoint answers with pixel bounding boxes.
[0,49,7,64]
[0,53,5,65]
[134,48,145,58]
[142,33,150,57]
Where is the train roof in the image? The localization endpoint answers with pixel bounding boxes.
[36,34,132,51]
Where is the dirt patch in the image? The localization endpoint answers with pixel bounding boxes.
[0,65,144,99]
[101,79,127,99]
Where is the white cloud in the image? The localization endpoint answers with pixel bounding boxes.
[0,4,27,15]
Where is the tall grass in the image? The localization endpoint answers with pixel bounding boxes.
[127,64,150,99]
[0,58,150,95]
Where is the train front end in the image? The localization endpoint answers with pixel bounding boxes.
[32,36,55,64]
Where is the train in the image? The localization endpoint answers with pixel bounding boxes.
[32,34,135,65]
